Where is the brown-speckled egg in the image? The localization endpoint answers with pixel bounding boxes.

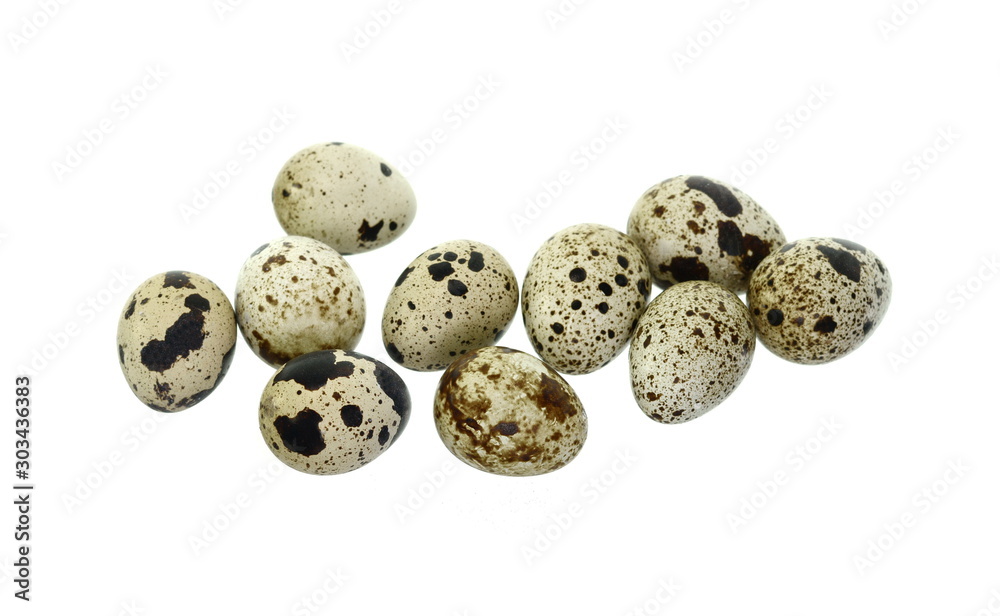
[117,271,236,412]
[522,223,651,375]
[382,240,519,371]
[433,347,587,477]
[629,281,755,424]
[272,142,416,254]
[259,349,410,475]
[627,175,786,293]
[748,237,891,364]
[235,236,365,368]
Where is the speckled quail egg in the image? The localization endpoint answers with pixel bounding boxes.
[747,238,891,364]
[272,142,416,254]
[382,240,519,371]
[117,271,237,412]
[627,175,786,293]
[259,349,410,475]
[522,223,651,375]
[434,347,587,477]
[630,281,755,424]
[235,236,365,368]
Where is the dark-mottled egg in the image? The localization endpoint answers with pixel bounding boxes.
[627,175,785,293]
[433,347,587,477]
[235,236,365,368]
[272,142,416,254]
[382,240,519,371]
[629,281,755,424]
[117,271,236,412]
[522,223,651,375]
[259,349,410,475]
[748,237,891,364]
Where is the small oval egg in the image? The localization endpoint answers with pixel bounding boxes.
[522,223,651,375]
[382,240,519,371]
[433,347,587,477]
[235,236,365,368]
[259,349,411,475]
[272,142,416,254]
[117,271,237,412]
[627,175,786,293]
[748,237,891,364]
[629,281,755,424]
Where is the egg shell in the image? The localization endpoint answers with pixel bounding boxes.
[259,349,411,475]
[627,175,786,293]
[522,223,652,375]
[117,271,237,412]
[629,281,755,424]
[747,237,891,364]
[433,347,587,477]
[272,142,416,254]
[382,240,519,371]
[235,236,365,368]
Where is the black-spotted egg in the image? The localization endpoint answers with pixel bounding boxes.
[522,223,651,375]
[259,349,411,475]
[117,271,237,412]
[272,142,415,254]
[748,238,891,364]
[627,175,785,293]
[382,240,519,371]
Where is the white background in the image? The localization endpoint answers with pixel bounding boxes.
[3,0,999,614]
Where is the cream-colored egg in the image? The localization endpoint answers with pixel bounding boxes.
[272,142,416,254]
[382,240,519,371]
[117,271,237,412]
[235,236,365,368]
[522,223,651,375]
[433,347,587,477]
[629,281,755,423]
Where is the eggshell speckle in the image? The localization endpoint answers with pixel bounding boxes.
[433,347,587,477]
[629,281,755,423]
[748,237,891,364]
[117,271,237,412]
[235,236,365,368]
[259,349,411,475]
[627,175,786,293]
[382,240,519,371]
[522,223,651,375]
[272,142,416,254]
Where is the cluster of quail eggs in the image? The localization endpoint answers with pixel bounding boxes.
[117,142,892,479]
